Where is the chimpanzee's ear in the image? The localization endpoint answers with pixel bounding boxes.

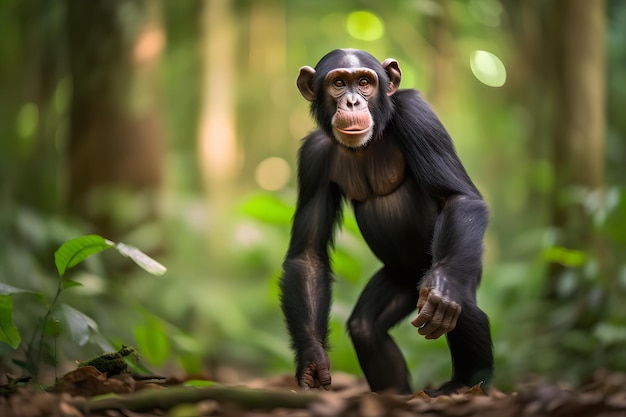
[382,59,401,96]
[297,66,317,102]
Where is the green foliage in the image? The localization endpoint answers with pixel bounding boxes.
[114,242,168,276]
[0,0,625,392]
[542,246,587,268]
[60,304,98,347]
[0,233,166,381]
[54,234,167,278]
[55,235,113,277]
[133,313,171,367]
[239,193,294,226]
[0,295,21,349]
[0,284,37,349]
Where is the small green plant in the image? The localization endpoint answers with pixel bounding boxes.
[0,234,166,381]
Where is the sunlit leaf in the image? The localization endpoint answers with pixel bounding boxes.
[61,304,98,346]
[113,242,167,276]
[54,235,113,277]
[542,246,587,268]
[0,295,21,349]
[0,283,36,295]
[133,315,170,366]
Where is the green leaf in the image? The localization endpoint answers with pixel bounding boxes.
[0,295,21,349]
[542,246,587,268]
[342,210,362,237]
[113,243,167,276]
[62,280,83,289]
[133,315,170,366]
[240,193,294,225]
[332,247,362,283]
[54,235,113,277]
[61,304,98,346]
[183,379,219,387]
[0,283,36,295]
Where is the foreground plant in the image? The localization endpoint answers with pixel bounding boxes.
[0,234,166,381]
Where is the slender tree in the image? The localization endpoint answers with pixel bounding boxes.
[548,0,606,295]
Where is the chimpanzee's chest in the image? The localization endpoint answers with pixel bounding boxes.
[329,140,406,202]
[328,139,437,268]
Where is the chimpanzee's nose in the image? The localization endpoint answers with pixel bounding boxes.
[346,94,363,110]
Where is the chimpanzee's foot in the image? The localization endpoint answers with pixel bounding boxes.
[421,379,486,397]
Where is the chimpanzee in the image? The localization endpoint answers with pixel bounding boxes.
[279,49,493,396]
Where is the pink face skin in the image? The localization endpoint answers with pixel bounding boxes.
[325,67,379,148]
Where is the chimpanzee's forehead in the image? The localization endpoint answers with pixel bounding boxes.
[337,49,380,68]
[341,50,363,68]
[315,49,381,73]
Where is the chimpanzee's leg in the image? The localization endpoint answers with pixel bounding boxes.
[423,302,493,396]
[347,267,418,394]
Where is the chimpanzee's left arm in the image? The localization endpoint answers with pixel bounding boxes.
[391,90,488,339]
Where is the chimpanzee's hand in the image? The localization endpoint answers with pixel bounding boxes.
[411,270,462,340]
[297,345,332,390]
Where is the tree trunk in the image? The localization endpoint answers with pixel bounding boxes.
[548,0,606,294]
[425,0,455,110]
[196,0,240,261]
[66,0,165,240]
[198,0,239,189]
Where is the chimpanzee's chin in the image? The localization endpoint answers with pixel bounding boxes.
[334,131,372,148]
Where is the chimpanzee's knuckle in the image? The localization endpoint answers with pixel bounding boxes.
[429,293,442,304]
[422,308,433,319]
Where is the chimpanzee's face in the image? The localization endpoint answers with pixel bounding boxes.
[296,49,401,148]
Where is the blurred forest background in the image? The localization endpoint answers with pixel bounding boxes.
[1,0,625,391]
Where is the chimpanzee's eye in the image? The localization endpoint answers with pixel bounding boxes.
[333,79,346,88]
[358,77,369,87]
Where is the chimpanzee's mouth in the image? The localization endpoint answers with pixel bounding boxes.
[337,127,370,135]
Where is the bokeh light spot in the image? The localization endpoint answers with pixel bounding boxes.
[16,103,38,158]
[346,11,384,41]
[470,50,506,87]
[255,157,291,191]
[17,103,38,139]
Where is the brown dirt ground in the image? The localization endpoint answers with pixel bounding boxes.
[1,368,626,417]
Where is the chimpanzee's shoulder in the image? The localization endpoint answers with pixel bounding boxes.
[300,129,336,156]
[392,89,428,107]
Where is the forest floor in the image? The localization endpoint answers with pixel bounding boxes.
[2,367,626,417]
